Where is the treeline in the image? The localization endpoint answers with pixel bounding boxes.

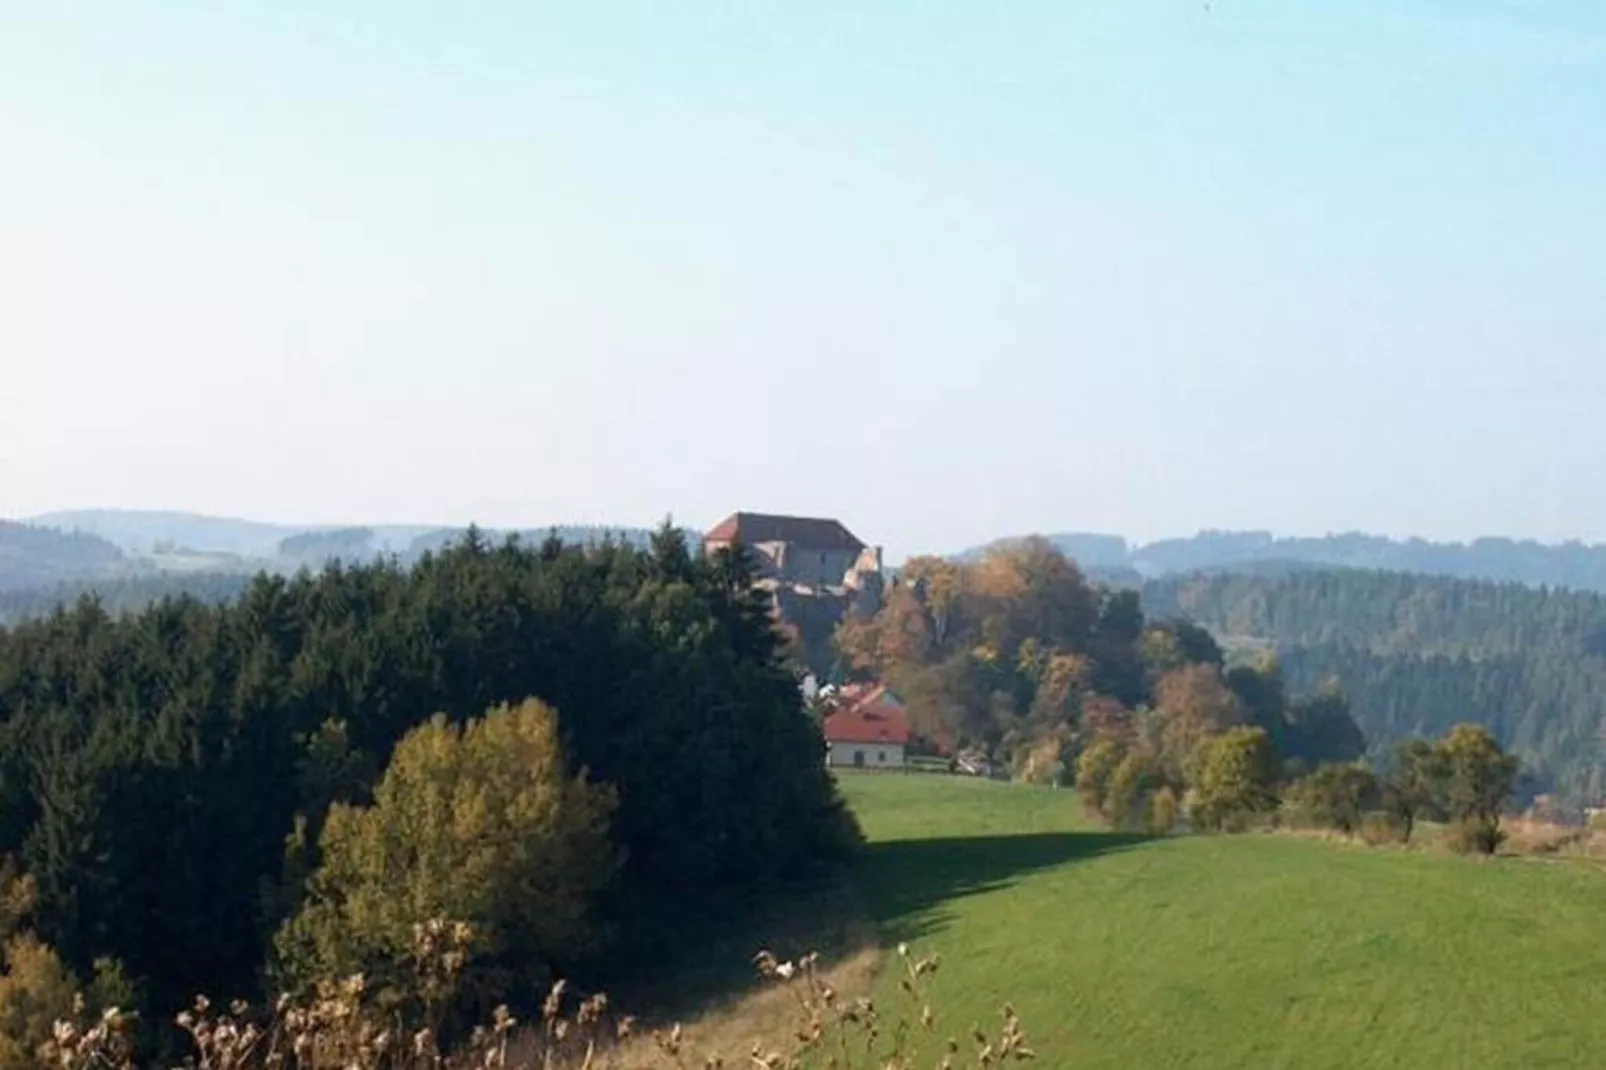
[0,528,856,1044]
[1080,718,1518,854]
[275,526,657,568]
[401,526,653,562]
[835,539,1366,783]
[1139,569,1606,809]
[1276,643,1606,808]
[1144,569,1606,658]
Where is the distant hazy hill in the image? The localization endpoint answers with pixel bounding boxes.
[29,509,301,557]
[0,521,131,593]
[0,513,658,623]
[27,509,448,558]
[964,529,1606,593]
[24,510,656,562]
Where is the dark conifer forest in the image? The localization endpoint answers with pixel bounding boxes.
[0,529,857,1021]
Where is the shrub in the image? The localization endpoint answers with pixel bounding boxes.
[1357,811,1407,847]
[1188,727,1279,833]
[1286,763,1381,835]
[1015,734,1068,786]
[275,699,616,1022]
[1446,817,1507,856]
[1382,739,1447,843]
[1075,738,1125,815]
[0,935,78,1070]
[1149,786,1179,834]
[1105,750,1165,832]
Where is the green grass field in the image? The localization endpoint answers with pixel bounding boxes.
[838,774,1606,1069]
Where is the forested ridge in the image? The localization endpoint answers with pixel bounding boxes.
[0,522,129,592]
[1143,569,1606,658]
[969,529,1606,593]
[0,572,256,627]
[0,528,856,1036]
[1144,569,1606,808]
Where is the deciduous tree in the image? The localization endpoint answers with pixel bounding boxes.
[1188,727,1279,832]
[1288,763,1381,834]
[275,699,616,1017]
[1436,723,1518,854]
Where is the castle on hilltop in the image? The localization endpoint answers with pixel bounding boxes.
[703,511,884,676]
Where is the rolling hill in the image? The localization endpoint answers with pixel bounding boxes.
[27,509,440,558]
[840,774,1606,1069]
[0,520,130,592]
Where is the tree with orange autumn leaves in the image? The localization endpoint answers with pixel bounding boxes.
[836,539,1365,821]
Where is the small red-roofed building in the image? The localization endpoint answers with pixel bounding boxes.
[823,685,910,769]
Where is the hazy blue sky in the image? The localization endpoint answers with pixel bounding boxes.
[4,2,1604,555]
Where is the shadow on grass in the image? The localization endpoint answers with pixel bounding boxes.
[856,832,1150,943]
[610,832,1146,1023]
[609,875,874,1022]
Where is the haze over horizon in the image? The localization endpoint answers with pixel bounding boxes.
[5,3,1604,557]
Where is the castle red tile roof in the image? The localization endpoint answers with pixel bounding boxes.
[705,512,866,552]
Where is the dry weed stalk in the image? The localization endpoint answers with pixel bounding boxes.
[41,922,1029,1070]
[40,998,137,1070]
[740,942,1034,1070]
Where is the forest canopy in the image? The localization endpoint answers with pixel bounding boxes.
[0,528,857,1028]
[836,539,1366,785]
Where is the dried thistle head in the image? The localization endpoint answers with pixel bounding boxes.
[542,979,569,1022]
[578,992,609,1026]
[654,1023,685,1058]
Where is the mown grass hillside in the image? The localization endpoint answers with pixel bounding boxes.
[840,774,1606,1069]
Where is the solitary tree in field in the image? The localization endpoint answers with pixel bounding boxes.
[1435,723,1518,855]
[1384,738,1446,843]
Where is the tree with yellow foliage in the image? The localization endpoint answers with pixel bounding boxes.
[275,699,616,1020]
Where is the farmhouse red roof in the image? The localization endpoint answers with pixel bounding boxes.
[823,701,910,746]
[705,512,866,552]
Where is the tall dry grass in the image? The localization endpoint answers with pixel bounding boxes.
[1497,817,1606,859]
[37,926,1032,1070]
